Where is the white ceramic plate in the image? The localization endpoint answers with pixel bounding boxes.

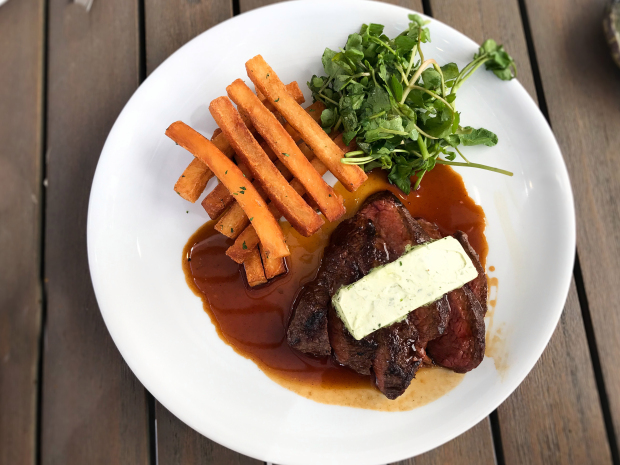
[87,1,575,463]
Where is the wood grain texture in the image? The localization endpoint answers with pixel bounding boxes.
[0,0,44,463]
[377,0,423,12]
[156,409,262,465]
[499,282,611,464]
[239,0,280,13]
[392,418,496,465]
[145,1,261,463]
[241,0,424,15]
[523,0,620,451]
[145,0,233,75]
[429,0,536,99]
[42,1,150,463]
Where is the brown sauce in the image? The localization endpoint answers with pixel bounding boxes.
[183,165,487,410]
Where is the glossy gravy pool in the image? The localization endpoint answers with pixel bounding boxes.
[183,166,487,411]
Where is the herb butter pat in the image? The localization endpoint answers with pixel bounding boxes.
[332,236,478,340]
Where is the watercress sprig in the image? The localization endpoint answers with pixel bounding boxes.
[308,14,516,194]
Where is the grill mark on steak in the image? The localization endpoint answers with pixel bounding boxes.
[286,190,488,398]
[372,312,423,399]
[411,296,450,345]
[328,306,377,375]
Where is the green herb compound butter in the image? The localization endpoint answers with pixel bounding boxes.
[332,236,478,340]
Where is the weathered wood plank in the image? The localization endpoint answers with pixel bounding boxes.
[42,1,150,463]
[523,0,620,454]
[240,0,424,14]
[145,0,233,75]
[430,0,535,98]
[431,0,612,463]
[392,419,496,465]
[499,283,611,464]
[378,0,423,12]
[0,0,44,463]
[144,1,260,463]
[239,0,279,13]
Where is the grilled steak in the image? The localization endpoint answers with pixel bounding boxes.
[425,285,486,373]
[287,214,387,356]
[454,231,488,310]
[372,312,423,399]
[286,190,488,398]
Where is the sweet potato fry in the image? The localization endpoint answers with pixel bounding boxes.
[281,101,325,142]
[215,202,249,239]
[260,244,287,279]
[201,182,234,219]
[226,200,283,263]
[203,100,321,213]
[215,181,268,239]
[226,223,261,263]
[244,247,267,287]
[209,97,323,237]
[211,139,282,232]
[246,55,367,192]
[174,158,215,203]
[228,131,356,261]
[166,121,288,259]
[227,79,345,222]
[175,82,305,202]
[258,81,305,113]
[202,141,271,219]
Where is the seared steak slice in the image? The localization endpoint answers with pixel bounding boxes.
[287,215,386,356]
[359,192,431,256]
[411,295,451,344]
[411,225,487,372]
[415,218,443,240]
[286,281,332,356]
[328,306,377,375]
[454,231,488,311]
[426,285,486,373]
[372,313,423,399]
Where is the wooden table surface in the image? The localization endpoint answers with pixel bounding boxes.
[1,0,619,463]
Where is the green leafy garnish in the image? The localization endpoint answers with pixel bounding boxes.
[308,15,515,193]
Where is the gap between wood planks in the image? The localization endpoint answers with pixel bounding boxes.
[516,0,620,463]
[35,0,50,463]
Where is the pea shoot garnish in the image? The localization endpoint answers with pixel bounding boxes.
[308,15,516,193]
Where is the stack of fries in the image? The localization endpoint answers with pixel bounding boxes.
[167,55,367,287]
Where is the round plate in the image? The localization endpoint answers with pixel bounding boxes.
[87,1,575,463]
